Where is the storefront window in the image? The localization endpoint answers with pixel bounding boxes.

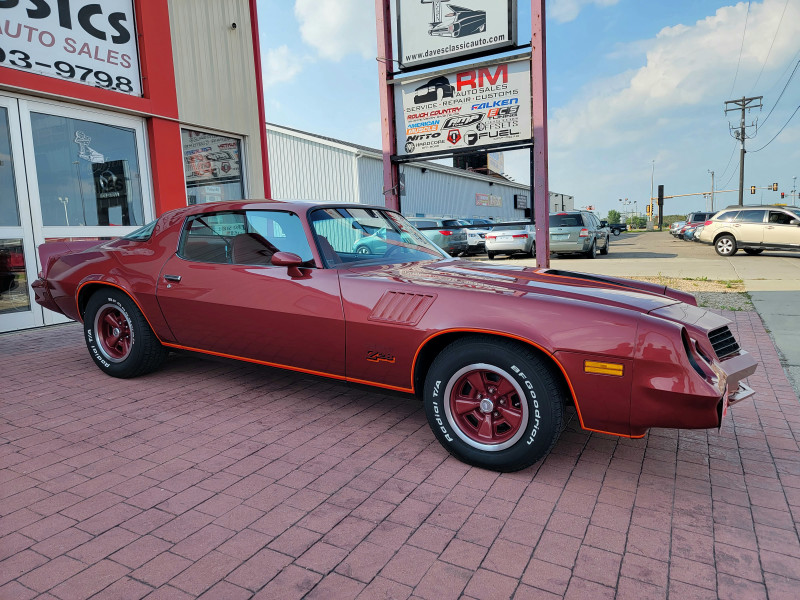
[0,108,20,227]
[182,129,244,204]
[30,113,145,227]
[0,239,29,315]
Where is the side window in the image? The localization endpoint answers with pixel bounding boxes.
[768,211,794,225]
[716,211,739,222]
[180,212,246,263]
[735,210,766,223]
[179,210,313,265]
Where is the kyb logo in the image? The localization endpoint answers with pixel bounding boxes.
[443,113,484,128]
[447,129,462,145]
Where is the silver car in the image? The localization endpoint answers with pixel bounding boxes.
[406,218,469,256]
[548,211,609,258]
[697,205,800,256]
[485,224,536,259]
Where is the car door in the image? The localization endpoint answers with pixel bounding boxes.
[156,209,346,377]
[732,210,767,245]
[765,210,800,248]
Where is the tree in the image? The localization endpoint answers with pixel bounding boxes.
[607,210,621,224]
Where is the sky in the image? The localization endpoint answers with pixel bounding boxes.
[257,0,800,218]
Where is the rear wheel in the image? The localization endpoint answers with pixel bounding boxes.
[715,235,738,257]
[487,251,496,260]
[585,241,597,259]
[423,337,565,472]
[84,289,168,378]
[743,248,764,255]
[613,229,621,236]
[356,245,371,255]
[528,243,536,259]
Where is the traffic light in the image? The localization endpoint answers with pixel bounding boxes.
[782,192,785,199]
[646,205,652,216]
[751,186,756,194]
[772,183,779,191]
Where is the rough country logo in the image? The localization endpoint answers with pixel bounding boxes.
[421,0,487,39]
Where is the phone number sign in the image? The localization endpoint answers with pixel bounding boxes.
[394,57,532,158]
[0,0,141,95]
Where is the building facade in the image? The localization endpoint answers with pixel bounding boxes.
[0,0,269,332]
[266,123,568,222]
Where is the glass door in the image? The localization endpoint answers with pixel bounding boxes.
[18,99,154,325]
[0,96,40,333]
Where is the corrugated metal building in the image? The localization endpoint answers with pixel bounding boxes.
[267,123,572,220]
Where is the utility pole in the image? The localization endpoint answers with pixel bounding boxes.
[708,169,715,212]
[725,96,763,207]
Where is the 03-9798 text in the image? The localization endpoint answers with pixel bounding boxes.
[0,46,134,93]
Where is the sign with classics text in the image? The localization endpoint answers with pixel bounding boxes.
[395,57,532,158]
[0,0,141,95]
[397,0,517,69]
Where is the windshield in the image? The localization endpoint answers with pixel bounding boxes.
[309,207,447,267]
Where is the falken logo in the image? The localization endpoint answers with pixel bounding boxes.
[366,351,396,364]
[442,113,484,128]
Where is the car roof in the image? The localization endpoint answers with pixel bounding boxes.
[159,200,395,222]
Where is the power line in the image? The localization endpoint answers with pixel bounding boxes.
[717,140,739,183]
[729,1,752,97]
[751,103,800,152]
[761,58,800,127]
[721,163,739,190]
[750,0,790,93]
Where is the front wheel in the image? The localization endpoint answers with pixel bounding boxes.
[715,235,738,256]
[355,245,371,255]
[612,229,621,236]
[84,289,168,378]
[423,337,565,472]
[599,237,609,255]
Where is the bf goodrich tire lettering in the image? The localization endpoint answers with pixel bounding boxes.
[84,289,168,378]
[423,336,565,472]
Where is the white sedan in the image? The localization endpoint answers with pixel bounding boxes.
[485,224,536,259]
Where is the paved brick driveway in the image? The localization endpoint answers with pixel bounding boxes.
[1,312,799,599]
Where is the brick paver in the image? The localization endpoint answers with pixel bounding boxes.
[1,312,799,599]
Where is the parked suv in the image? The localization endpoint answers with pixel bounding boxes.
[406,218,469,256]
[697,205,800,256]
[549,211,610,258]
[677,212,715,239]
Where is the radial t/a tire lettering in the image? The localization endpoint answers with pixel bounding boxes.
[423,336,565,472]
[84,289,168,378]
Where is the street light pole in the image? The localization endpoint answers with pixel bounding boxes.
[708,169,715,212]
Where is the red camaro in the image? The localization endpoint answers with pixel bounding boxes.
[33,201,757,472]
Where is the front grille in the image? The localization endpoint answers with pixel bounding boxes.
[709,326,740,359]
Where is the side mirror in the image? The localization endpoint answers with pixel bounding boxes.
[271,252,307,278]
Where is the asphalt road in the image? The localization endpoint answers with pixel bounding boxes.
[476,230,800,397]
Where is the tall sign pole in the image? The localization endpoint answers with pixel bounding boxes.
[531,1,549,268]
[376,0,400,211]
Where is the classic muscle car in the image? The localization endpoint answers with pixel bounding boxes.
[33,201,758,472]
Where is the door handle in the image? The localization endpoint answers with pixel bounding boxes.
[164,274,182,282]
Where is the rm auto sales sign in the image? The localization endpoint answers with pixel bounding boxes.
[397,0,517,69]
[395,57,531,157]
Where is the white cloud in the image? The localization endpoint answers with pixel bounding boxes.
[295,0,376,61]
[549,0,621,24]
[263,45,306,88]
[541,0,800,214]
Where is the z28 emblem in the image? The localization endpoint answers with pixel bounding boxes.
[367,351,396,364]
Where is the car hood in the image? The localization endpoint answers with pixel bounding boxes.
[342,259,684,314]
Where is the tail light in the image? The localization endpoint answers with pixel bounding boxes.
[439,230,453,236]
[704,220,713,226]
[486,235,496,240]
[579,229,589,237]
[512,234,528,239]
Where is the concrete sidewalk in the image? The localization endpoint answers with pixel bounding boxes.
[1,310,799,599]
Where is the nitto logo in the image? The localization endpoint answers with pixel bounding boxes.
[447,129,462,145]
[406,133,441,142]
[443,113,484,128]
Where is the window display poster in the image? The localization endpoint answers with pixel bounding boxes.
[0,0,141,95]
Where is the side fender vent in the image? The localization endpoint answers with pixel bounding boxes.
[708,326,740,359]
[369,292,436,326]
